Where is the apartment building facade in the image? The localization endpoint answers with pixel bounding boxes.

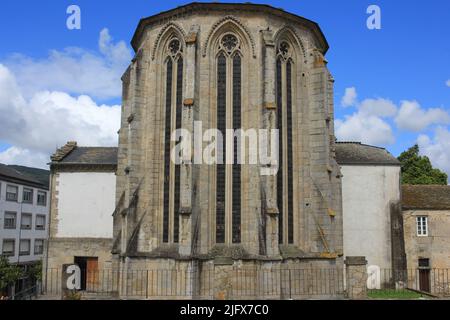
[0,164,50,265]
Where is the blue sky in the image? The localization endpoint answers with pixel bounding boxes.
[0,0,449,173]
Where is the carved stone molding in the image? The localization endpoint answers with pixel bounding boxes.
[202,15,256,58]
[273,25,307,61]
[151,22,186,60]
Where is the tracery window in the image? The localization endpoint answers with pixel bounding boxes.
[163,37,183,243]
[276,41,295,245]
[216,33,242,244]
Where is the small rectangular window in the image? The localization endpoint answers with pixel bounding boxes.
[2,239,15,256]
[19,239,30,256]
[23,188,33,204]
[21,213,32,230]
[36,215,46,230]
[4,212,17,229]
[416,216,428,236]
[419,258,430,268]
[34,239,44,255]
[37,191,47,206]
[6,185,18,202]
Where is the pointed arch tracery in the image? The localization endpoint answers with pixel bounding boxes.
[161,34,184,244]
[275,38,296,245]
[203,16,256,58]
[214,32,243,244]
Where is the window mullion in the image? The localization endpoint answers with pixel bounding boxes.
[169,58,178,244]
[162,59,173,243]
[225,56,233,244]
[281,61,288,245]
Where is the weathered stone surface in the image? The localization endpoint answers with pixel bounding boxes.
[345,256,368,299]
[113,3,344,299]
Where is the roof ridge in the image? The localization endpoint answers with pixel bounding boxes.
[336,141,387,151]
[76,146,118,149]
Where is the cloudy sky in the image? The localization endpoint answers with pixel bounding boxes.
[0,0,449,177]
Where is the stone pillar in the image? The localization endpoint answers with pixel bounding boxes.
[261,29,279,257]
[213,259,233,300]
[179,25,199,256]
[345,256,368,299]
[390,201,407,284]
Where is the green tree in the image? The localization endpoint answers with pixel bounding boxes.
[398,144,448,185]
[27,260,42,281]
[0,256,23,292]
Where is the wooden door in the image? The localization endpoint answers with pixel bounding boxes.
[419,269,430,293]
[86,258,99,291]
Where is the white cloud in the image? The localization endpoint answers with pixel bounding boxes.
[341,87,357,107]
[0,63,121,169]
[418,127,450,178]
[4,28,131,100]
[336,87,396,145]
[0,29,126,169]
[446,79,450,87]
[0,146,49,169]
[359,98,397,117]
[335,113,395,145]
[395,100,450,132]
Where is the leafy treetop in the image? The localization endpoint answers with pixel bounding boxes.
[398,144,448,185]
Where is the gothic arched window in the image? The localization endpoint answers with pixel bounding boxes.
[276,41,295,245]
[216,33,242,244]
[163,37,183,244]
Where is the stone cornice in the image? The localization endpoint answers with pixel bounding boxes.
[131,2,328,54]
[120,244,341,261]
[50,163,117,173]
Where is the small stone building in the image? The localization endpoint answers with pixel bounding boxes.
[44,142,117,292]
[403,185,450,270]
[112,2,343,299]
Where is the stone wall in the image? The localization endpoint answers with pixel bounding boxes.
[114,256,344,299]
[45,238,113,271]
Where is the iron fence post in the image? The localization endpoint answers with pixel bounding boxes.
[146,270,149,299]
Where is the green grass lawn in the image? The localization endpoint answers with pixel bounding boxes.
[368,289,427,300]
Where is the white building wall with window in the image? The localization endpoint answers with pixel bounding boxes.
[0,177,49,264]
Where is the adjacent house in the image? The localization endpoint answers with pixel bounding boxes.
[402,185,450,293]
[44,142,117,291]
[0,163,49,265]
